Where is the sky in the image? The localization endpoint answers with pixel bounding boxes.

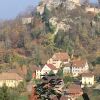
[0,0,40,20]
[0,0,98,20]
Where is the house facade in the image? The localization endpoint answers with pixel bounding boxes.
[22,17,33,25]
[31,65,41,79]
[63,60,89,77]
[82,73,94,87]
[71,60,89,77]
[41,64,58,75]
[47,52,70,68]
[70,0,80,5]
[85,7,100,14]
[0,72,23,87]
[63,63,71,76]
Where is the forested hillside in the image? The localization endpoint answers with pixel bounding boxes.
[0,0,100,71]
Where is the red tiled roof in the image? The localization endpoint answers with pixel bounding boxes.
[53,52,69,61]
[46,64,57,70]
[0,72,23,80]
[67,84,83,94]
[72,60,87,68]
[50,95,58,100]
[51,95,70,100]
[60,96,67,100]
[31,65,41,71]
[82,72,94,77]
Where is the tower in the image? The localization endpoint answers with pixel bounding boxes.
[72,0,80,4]
[69,0,80,4]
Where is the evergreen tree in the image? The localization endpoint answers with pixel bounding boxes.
[34,46,41,66]
[49,70,55,75]
[56,68,63,78]
[25,68,32,82]
[0,84,9,100]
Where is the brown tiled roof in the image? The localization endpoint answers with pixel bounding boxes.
[82,72,94,77]
[72,60,87,68]
[53,52,69,61]
[64,63,71,67]
[60,96,67,100]
[50,95,58,100]
[67,84,83,94]
[0,72,23,80]
[51,95,70,100]
[46,64,57,70]
[32,65,41,71]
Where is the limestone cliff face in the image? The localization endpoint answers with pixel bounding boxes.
[36,0,80,15]
[35,0,100,57]
[36,0,80,34]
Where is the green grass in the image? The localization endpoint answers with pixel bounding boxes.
[77,96,84,100]
[18,95,28,100]
[89,90,100,100]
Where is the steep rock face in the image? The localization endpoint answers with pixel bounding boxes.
[35,0,100,57]
[49,17,71,34]
[36,0,80,34]
[36,0,80,15]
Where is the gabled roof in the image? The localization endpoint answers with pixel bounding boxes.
[60,96,67,100]
[31,65,41,71]
[50,95,71,100]
[72,60,87,68]
[67,84,83,94]
[0,72,23,80]
[52,52,69,61]
[46,64,57,70]
[50,95,58,100]
[82,72,94,77]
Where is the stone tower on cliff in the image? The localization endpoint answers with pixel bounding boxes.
[71,0,80,4]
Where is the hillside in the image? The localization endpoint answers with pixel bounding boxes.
[0,0,100,69]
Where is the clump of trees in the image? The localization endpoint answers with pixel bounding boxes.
[0,82,26,100]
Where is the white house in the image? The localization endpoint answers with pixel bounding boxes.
[41,64,58,75]
[63,63,71,75]
[22,17,33,25]
[71,0,80,5]
[85,7,100,14]
[0,72,23,88]
[71,60,89,77]
[82,73,94,87]
[31,65,41,79]
[47,52,70,68]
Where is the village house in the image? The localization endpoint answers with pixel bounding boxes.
[71,60,89,77]
[85,6,100,14]
[82,73,94,87]
[65,84,83,99]
[63,63,71,76]
[31,65,41,79]
[0,72,23,87]
[47,52,70,68]
[22,17,33,25]
[63,59,89,77]
[41,64,58,75]
[71,0,80,5]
